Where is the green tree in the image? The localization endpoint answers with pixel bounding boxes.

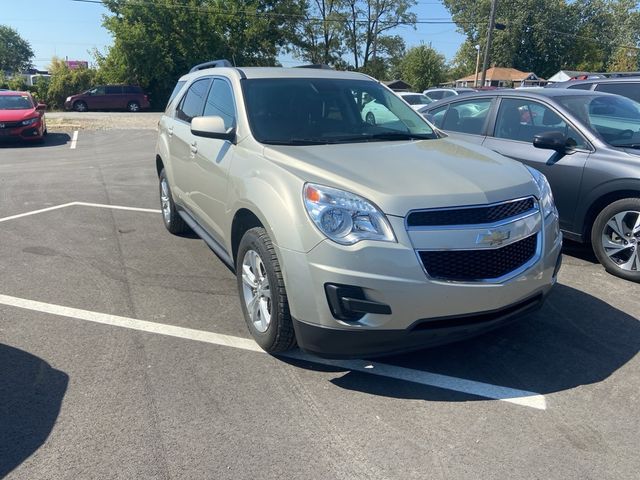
[293,0,346,66]
[0,25,34,73]
[99,0,303,109]
[397,44,447,91]
[342,0,416,70]
[443,0,578,78]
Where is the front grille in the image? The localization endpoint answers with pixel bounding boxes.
[407,197,535,227]
[0,121,21,129]
[419,234,538,281]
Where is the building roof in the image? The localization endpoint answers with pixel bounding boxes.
[457,67,544,82]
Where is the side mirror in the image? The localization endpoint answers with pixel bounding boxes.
[191,116,236,142]
[533,131,567,152]
[36,103,47,111]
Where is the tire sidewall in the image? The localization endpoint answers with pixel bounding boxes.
[591,198,640,282]
[159,169,177,230]
[236,229,286,351]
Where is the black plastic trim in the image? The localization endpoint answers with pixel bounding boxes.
[176,206,235,272]
[293,291,547,358]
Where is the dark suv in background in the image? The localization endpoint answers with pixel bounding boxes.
[64,85,150,112]
[547,77,640,103]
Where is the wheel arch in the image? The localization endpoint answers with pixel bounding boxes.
[579,181,640,241]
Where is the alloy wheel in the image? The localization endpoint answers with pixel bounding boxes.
[601,210,640,272]
[241,249,272,333]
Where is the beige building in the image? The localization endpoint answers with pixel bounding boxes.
[456,67,546,88]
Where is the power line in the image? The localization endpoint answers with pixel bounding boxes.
[69,0,477,25]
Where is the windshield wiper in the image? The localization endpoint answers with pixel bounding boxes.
[263,138,337,146]
[332,132,434,143]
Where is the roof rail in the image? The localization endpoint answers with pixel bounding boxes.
[294,64,334,70]
[189,59,234,73]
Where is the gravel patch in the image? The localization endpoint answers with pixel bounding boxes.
[46,111,162,131]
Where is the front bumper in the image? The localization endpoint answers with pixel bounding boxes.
[293,291,547,358]
[0,121,44,141]
[279,212,562,358]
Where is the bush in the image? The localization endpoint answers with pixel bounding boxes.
[46,57,98,109]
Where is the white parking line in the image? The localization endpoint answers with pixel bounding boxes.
[0,293,547,410]
[0,202,77,224]
[0,201,161,223]
[70,130,78,149]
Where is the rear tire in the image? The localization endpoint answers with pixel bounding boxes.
[236,227,296,353]
[591,197,640,282]
[127,101,140,112]
[159,169,189,234]
[73,101,87,112]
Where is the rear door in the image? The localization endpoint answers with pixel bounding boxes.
[482,97,591,231]
[188,78,237,241]
[169,77,212,213]
[105,85,125,110]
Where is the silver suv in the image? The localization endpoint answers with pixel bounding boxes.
[155,60,563,358]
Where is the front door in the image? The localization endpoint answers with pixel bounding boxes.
[187,78,237,243]
[483,97,591,232]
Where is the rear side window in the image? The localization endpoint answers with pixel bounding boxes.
[176,78,212,123]
[123,85,142,94]
[427,91,443,100]
[441,98,492,135]
[203,79,236,129]
[105,86,122,94]
[595,82,640,103]
[428,104,448,128]
[568,83,593,91]
[442,91,456,98]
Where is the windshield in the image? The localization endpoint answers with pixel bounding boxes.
[556,94,640,148]
[0,95,34,110]
[241,78,436,145]
[402,94,432,105]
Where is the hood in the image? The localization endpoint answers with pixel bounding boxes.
[0,108,37,122]
[264,137,538,216]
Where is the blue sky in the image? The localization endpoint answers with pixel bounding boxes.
[4,0,466,71]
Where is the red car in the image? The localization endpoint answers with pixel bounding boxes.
[0,91,47,142]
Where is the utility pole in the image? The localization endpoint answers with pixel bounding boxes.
[480,0,498,88]
[474,45,481,87]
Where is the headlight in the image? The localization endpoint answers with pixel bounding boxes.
[526,166,556,218]
[303,183,395,245]
[21,117,40,126]
[66,96,72,102]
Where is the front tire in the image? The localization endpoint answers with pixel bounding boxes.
[73,101,87,112]
[365,112,376,125]
[591,198,640,282]
[236,227,296,353]
[159,169,189,234]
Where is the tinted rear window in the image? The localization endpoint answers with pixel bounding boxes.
[595,82,640,103]
[105,86,122,94]
[167,81,187,109]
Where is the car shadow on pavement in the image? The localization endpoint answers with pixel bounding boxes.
[562,239,599,264]
[280,283,639,403]
[0,343,68,478]
[0,133,71,149]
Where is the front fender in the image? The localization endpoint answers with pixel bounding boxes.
[225,172,325,254]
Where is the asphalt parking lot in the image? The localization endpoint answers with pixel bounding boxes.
[0,126,639,480]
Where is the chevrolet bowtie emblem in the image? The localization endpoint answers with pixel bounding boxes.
[477,229,511,246]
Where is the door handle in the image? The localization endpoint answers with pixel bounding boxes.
[167,126,173,136]
[190,142,198,155]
